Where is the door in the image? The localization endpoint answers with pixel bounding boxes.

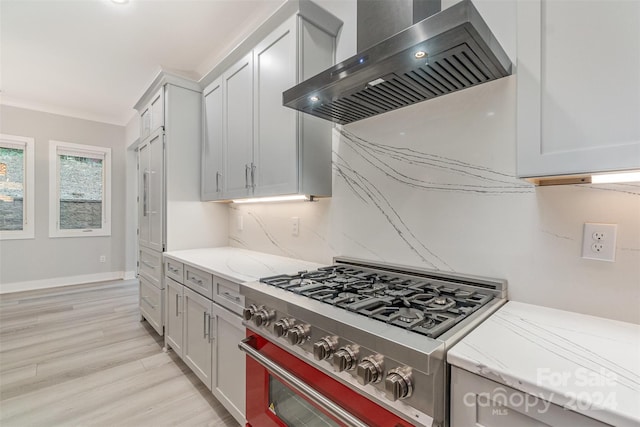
[165,278,184,358]
[147,129,164,252]
[223,52,254,199]
[211,303,246,425]
[183,287,212,388]
[202,78,224,201]
[253,16,298,197]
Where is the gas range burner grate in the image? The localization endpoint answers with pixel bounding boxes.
[260,265,496,338]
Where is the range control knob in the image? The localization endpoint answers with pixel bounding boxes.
[252,308,275,327]
[356,355,384,385]
[287,324,311,345]
[313,336,338,361]
[332,346,359,372]
[384,367,413,401]
[242,304,258,321]
[273,318,294,338]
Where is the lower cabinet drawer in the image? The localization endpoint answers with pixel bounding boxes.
[139,247,163,289]
[184,265,213,299]
[140,277,164,336]
[212,275,245,315]
[165,258,184,284]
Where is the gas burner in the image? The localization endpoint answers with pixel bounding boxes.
[258,262,501,338]
[397,307,424,323]
[403,293,439,307]
[357,283,386,295]
[424,296,456,312]
[289,278,315,287]
[300,270,337,281]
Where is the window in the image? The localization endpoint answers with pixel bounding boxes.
[49,140,111,237]
[0,134,35,240]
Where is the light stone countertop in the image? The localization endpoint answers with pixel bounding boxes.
[447,301,640,427]
[163,246,325,284]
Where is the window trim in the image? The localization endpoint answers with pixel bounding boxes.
[49,140,111,238]
[0,134,35,240]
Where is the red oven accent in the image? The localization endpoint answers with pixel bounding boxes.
[245,331,415,427]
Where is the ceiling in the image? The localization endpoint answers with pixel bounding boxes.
[0,0,286,125]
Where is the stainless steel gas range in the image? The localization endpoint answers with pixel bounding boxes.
[239,257,507,427]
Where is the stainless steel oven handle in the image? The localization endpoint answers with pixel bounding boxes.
[238,336,368,427]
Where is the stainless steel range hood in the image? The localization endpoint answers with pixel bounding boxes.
[283,0,512,125]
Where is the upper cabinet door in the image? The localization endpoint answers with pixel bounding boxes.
[202,78,224,201]
[517,0,640,178]
[223,53,254,199]
[139,88,164,141]
[253,16,298,197]
[149,89,164,134]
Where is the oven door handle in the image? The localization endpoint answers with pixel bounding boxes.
[239,336,369,427]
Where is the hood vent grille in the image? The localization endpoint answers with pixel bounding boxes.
[283,0,512,125]
[312,43,495,124]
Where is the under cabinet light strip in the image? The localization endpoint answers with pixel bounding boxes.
[231,195,310,204]
[591,171,640,184]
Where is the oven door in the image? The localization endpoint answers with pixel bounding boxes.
[239,333,414,427]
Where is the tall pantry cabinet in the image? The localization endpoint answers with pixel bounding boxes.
[135,72,228,336]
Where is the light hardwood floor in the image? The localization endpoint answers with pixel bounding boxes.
[0,280,240,427]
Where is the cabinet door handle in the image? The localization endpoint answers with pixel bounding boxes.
[215,172,221,193]
[245,164,250,189]
[251,163,256,189]
[208,315,215,343]
[175,294,179,316]
[203,312,209,339]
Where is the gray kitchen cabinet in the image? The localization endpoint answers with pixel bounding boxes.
[200,2,341,201]
[210,298,246,425]
[135,72,228,336]
[162,256,246,425]
[139,88,163,141]
[450,367,608,427]
[222,53,254,200]
[139,276,163,336]
[517,0,640,182]
[201,78,224,200]
[137,129,164,253]
[182,286,213,389]
[138,245,162,289]
[165,277,184,359]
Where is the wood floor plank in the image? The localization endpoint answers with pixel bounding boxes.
[0,280,240,426]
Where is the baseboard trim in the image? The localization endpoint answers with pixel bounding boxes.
[0,271,127,294]
[123,270,137,280]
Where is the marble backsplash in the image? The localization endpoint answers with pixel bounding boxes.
[229,77,640,324]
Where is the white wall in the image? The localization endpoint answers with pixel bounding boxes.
[0,105,128,290]
[228,0,640,324]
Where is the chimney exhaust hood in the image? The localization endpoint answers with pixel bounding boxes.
[283,0,512,125]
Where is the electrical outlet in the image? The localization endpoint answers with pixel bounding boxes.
[582,223,617,262]
[237,215,243,231]
[292,217,299,236]
[99,255,106,263]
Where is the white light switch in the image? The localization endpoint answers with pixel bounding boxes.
[582,223,617,262]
